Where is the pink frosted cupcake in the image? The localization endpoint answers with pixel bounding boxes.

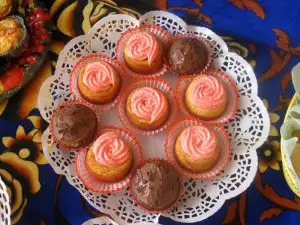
[75,126,143,193]
[176,70,238,123]
[165,118,231,180]
[185,75,228,120]
[118,78,178,136]
[85,131,133,183]
[70,54,126,112]
[125,87,170,131]
[124,31,164,74]
[116,25,171,78]
[77,60,121,104]
[174,125,220,173]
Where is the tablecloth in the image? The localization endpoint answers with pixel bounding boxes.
[0,0,299,224]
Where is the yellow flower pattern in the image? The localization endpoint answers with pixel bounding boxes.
[257,140,281,173]
[0,152,40,224]
[2,119,46,165]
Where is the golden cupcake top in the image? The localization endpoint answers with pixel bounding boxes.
[0,0,13,19]
[0,17,24,54]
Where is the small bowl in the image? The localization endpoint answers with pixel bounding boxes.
[0,16,29,58]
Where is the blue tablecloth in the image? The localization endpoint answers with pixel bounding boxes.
[0,0,299,224]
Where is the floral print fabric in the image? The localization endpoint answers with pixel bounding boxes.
[0,0,299,224]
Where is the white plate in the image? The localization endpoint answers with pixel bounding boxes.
[38,11,269,224]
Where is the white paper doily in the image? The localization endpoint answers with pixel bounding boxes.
[0,176,10,225]
[82,217,117,225]
[38,11,269,224]
[82,216,162,225]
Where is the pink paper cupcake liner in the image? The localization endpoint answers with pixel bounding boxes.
[116,25,172,78]
[75,126,143,193]
[129,158,183,214]
[117,78,178,136]
[165,33,213,77]
[69,54,127,113]
[176,69,239,124]
[164,118,231,180]
[49,100,101,151]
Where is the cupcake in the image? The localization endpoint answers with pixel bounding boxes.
[85,131,133,183]
[126,87,169,130]
[0,16,28,57]
[167,37,209,75]
[51,104,97,149]
[174,125,220,173]
[131,160,181,212]
[118,78,178,136]
[0,0,14,19]
[77,60,122,104]
[124,31,164,74]
[165,118,231,179]
[185,75,228,120]
[75,126,143,193]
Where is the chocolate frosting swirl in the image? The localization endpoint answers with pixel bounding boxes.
[52,104,97,148]
[132,161,180,211]
[167,37,208,74]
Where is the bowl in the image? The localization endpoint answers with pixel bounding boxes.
[281,94,300,197]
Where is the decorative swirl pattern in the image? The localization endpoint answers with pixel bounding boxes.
[191,76,226,109]
[93,132,130,166]
[131,87,167,122]
[126,32,159,65]
[82,61,115,92]
[181,126,217,159]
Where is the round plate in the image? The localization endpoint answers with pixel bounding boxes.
[38,11,270,224]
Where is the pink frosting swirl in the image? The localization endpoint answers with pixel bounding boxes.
[93,132,130,166]
[131,87,167,123]
[126,32,159,65]
[82,61,115,92]
[191,76,226,109]
[181,126,217,159]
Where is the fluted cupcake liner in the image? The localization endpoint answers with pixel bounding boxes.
[176,69,239,124]
[164,118,231,180]
[165,33,213,77]
[49,100,101,151]
[117,78,178,136]
[75,126,143,193]
[116,25,172,78]
[69,54,127,113]
[129,158,184,214]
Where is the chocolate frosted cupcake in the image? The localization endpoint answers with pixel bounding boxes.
[167,37,210,75]
[131,160,181,212]
[52,104,97,149]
